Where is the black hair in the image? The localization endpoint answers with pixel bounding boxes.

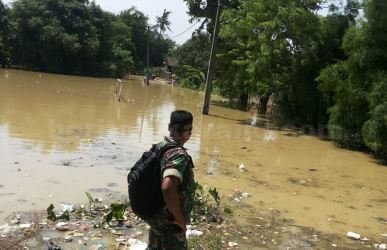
[168,110,193,133]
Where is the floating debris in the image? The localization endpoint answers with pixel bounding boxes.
[241,192,250,198]
[346,231,361,240]
[64,235,73,242]
[19,223,31,229]
[90,243,104,250]
[239,163,245,173]
[48,241,61,250]
[73,232,84,237]
[186,229,203,238]
[128,238,147,250]
[61,204,74,212]
[55,222,69,231]
[79,224,89,232]
[228,241,238,247]
[263,131,276,142]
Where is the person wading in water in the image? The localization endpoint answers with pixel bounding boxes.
[146,110,195,250]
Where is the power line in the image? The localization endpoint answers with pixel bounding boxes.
[169,20,201,39]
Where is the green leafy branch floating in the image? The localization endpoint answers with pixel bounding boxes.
[104,203,128,224]
[46,204,70,221]
[85,192,96,212]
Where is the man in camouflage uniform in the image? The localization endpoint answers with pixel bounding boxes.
[146,110,195,250]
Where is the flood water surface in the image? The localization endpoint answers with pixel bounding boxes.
[0,69,386,240]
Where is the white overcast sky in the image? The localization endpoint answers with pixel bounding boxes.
[2,0,196,44]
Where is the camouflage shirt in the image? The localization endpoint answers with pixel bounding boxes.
[151,136,195,224]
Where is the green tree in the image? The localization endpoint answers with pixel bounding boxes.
[169,32,210,89]
[119,7,174,72]
[172,33,210,71]
[10,0,103,74]
[318,0,387,156]
[109,19,134,77]
[155,9,172,35]
[4,0,172,77]
[183,0,239,33]
[219,0,323,111]
[119,8,149,72]
[0,0,11,67]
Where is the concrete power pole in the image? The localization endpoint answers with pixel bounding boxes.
[202,0,221,115]
[146,26,150,85]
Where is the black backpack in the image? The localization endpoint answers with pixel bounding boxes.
[127,142,180,220]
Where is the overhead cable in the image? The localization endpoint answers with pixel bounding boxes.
[169,20,201,39]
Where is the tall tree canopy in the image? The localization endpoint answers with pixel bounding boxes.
[155,9,172,34]
[1,0,174,77]
[183,0,239,32]
[169,32,210,89]
[177,0,385,157]
[0,0,11,67]
[318,0,387,154]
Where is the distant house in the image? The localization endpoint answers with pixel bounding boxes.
[165,57,178,67]
[162,57,178,83]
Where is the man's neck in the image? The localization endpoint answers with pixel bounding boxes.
[168,135,184,146]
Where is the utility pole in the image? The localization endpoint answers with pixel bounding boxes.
[146,25,150,85]
[202,0,221,115]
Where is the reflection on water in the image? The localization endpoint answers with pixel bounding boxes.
[0,69,386,239]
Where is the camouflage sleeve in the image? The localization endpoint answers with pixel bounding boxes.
[161,149,189,184]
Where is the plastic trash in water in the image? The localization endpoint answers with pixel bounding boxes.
[346,231,361,240]
[186,229,203,239]
[251,117,257,126]
[263,131,276,142]
[19,223,31,229]
[0,224,11,234]
[61,204,74,212]
[239,164,245,173]
[242,192,250,198]
[128,238,147,250]
[228,242,238,247]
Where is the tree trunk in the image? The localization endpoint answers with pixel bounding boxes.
[240,92,249,110]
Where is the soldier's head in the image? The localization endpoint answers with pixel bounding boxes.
[169,110,193,145]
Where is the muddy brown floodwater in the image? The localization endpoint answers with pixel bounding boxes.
[0,69,386,241]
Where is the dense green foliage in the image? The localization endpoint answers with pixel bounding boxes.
[0,0,174,77]
[0,1,11,67]
[175,0,386,157]
[183,0,240,32]
[169,33,210,89]
[155,9,172,34]
[318,0,387,154]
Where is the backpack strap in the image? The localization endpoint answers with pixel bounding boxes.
[156,142,181,160]
[157,142,194,169]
